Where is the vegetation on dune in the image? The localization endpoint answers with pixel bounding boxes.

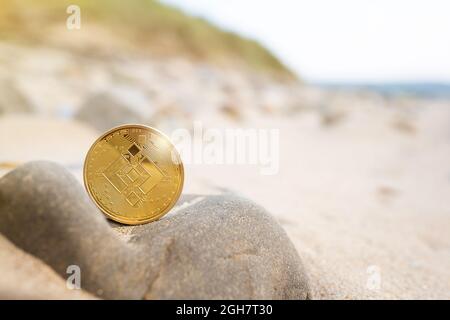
[0,0,296,80]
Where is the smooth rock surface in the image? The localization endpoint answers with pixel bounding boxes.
[0,161,310,299]
[115,194,311,299]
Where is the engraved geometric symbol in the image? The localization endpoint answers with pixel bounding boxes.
[128,144,140,156]
[127,169,140,182]
[102,143,165,207]
[127,191,140,206]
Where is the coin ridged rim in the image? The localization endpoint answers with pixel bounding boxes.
[83,124,184,225]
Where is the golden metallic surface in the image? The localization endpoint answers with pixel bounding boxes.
[83,124,184,225]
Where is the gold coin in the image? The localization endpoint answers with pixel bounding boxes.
[83,124,184,225]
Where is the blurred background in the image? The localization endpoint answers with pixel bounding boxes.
[0,0,449,299]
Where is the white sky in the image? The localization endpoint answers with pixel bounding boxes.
[161,0,450,83]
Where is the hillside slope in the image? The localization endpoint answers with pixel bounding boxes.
[0,0,296,80]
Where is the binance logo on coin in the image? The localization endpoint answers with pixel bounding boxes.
[83,125,184,225]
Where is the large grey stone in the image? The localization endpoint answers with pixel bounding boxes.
[0,161,310,299]
[119,194,311,299]
[74,91,148,132]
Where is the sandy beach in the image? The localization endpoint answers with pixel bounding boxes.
[1,89,449,299]
[1,1,450,299]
